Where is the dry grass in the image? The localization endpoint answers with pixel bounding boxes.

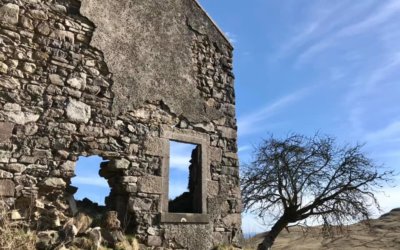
[0,206,36,250]
[244,208,400,250]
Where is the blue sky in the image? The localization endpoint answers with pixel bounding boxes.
[72,0,400,236]
[198,0,400,234]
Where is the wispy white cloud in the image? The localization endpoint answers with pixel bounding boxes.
[272,0,377,65]
[296,0,400,66]
[339,0,400,36]
[373,181,400,215]
[238,145,251,153]
[170,141,196,170]
[365,121,400,143]
[71,176,109,188]
[225,32,237,44]
[345,53,400,137]
[238,87,314,136]
[170,156,191,170]
[242,213,268,235]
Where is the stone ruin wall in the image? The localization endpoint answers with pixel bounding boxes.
[0,0,241,249]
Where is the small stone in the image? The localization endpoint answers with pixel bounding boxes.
[20,16,34,30]
[37,22,51,35]
[85,60,96,67]
[0,179,15,196]
[0,77,20,89]
[147,227,156,236]
[52,4,67,14]
[65,99,91,123]
[0,62,8,74]
[35,200,45,209]
[61,161,75,172]
[29,9,48,20]
[50,30,74,44]
[121,176,138,183]
[57,150,69,159]
[124,184,137,193]
[127,124,135,132]
[7,59,18,69]
[131,108,150,120]
[179,119,188,128]
[102,211,121,230]
[23,62,36,73]
[3,103,21,112]
[208,181,220,197]
[2,30,20,41]
[0,169,13,178]
[27,84,44,96]
[218,126,237,139]
[210,147,222,162]
[129,197,152,211]
[0,122,14,141]
[11,210,22,220]
[137,175,163,194]
[0,150,11,163]
[110,158,130,170]
[147,236,162,247]
[0,4,20,25]
[49,74,64,86]
[222,213,241,228]
[6,163,26,173]
[193,122,215,132]
[43,177,66,188]
[59,123,77,131]
[36,231,59,249]
[23,123,38,135]
[67,77,86,90]
[63,87,82,98]
[19,156,37,164]
[1,104,40,125]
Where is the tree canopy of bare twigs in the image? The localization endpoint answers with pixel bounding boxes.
[241,134,393,250]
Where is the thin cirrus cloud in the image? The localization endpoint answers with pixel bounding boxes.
[338,0,400,37]
[237,86,314,137]
[225,32,238,44]
[169,141,196,171]
[71,176,109,188]
[365,121,400,143]
[344,54,400,139]
[170,156,192,171]
[296,0,400,66]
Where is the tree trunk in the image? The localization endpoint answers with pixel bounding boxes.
[257,216,288,250]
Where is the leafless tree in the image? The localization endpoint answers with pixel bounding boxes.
[241,134,393,250]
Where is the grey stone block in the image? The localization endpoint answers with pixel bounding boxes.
[0,179,15,196]
[0,3,19,25]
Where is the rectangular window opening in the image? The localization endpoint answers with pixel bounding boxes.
[168,140,202,214]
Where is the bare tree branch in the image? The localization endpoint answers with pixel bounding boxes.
[241,133,394,250]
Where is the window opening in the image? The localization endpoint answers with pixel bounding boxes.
[70,155,110,207]
[168,141,202,213]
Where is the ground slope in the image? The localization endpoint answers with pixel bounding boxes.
[244,208,400,250]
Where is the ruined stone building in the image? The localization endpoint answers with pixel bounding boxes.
[0,0,241,249]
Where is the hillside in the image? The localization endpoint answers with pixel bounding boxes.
[244,208,400,250]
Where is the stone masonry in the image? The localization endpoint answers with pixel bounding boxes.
[0,0,241,249]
